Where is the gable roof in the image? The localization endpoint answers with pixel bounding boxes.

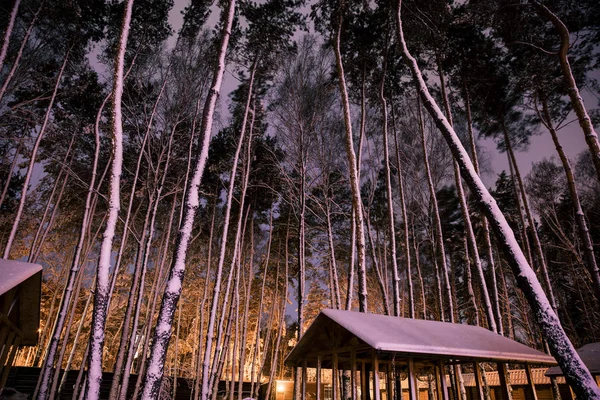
[546,343,600,376]
[0,259,42,296]
[286,309,556,367]
[0,259,43,345]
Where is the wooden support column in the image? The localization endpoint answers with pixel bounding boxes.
[453,365,463,400]
[351,350,357,400]
[373,351,381,400]
[302,359,308,400]
[361,361,367,400]
[437,361,449,400]
[473,362,485,400]
[0,335,20,388]
[524,365,539,400]
[365,362,371,400]
[333,352,339,400]
[387,363,393,400]
[317,356,322,400]
[395,364,402,400]
[407,359,418,400]
[497,363,512,400]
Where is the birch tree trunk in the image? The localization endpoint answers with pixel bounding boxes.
[538,97,600,306]
[199,57,253,400]
[140,0,236,397]
[379,48,402,317]
[334,0,367,312]
[438,58,496,332]
[3,46,70,259]
[0,0,43,103]
[502,127,557,310]
[85,0,133,397]
[463,82,503,334]
[395,4,600,398]
[414,97,454,322]
[532,1,600,183]
[0,0,21,72]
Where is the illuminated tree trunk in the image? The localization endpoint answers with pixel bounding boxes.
[396,4,600,397]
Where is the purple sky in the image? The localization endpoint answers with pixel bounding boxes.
[165,0,593,189]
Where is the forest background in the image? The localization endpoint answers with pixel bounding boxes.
[1,0,600,399]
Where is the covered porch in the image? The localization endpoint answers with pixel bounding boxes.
[285,309,557,400]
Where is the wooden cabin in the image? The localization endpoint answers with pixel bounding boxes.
[0,259,42,390]
[284,309,558,400]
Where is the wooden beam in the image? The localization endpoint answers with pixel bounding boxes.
[373,351,381,400]
[438,361,449,400]
[524,365,539,400]
[334,352,339,400]
[497,363,512,400]
[302,359,308,400]
[473,362,485,400]
[317,355,322,400]
[407,358,418,400]
[386,363,393,400]
[351,349,357,400]
[361,361,367,400]
[453,365,463,400]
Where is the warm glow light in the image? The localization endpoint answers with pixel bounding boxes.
[276,382,286,393]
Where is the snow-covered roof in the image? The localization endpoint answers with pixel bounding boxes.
[0,259,43,345]
[286,309,556,367]
[546,343,600,376]
[0,259,42,296]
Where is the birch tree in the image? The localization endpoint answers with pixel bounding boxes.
[395,2,600,398]
[85,0,133,398]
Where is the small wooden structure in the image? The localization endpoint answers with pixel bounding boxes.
[285,309,557,400]
[0,259,43,389]
[546,342,600,397]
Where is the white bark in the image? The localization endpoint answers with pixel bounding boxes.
[334,1,367,312]
[85,0,133,397]
[0,0,21,72]
[395,4,600,398]
[3,46,70,259]
[140,0,236,397]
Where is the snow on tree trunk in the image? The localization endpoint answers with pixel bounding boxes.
[199,56,252,400]
[396,3,600,398]
[0,0,21,72]
[85,0,133,397]
[334,0,367,312]
[0,1,42,103]
[139,0,236,397]
[503,127,557,310]
[438,57,496,332]
[463,83,504,334]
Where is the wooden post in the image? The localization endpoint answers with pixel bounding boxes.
[387,363,393,400]
[407,359,418,400]
[362,361,367,400]
[395,363,402,400]
[438,361,449,400]
[453,365,463,400]
[524,365,538,400]
[317,356,322,400]
[334,352,339,400]
[473,362,485,400]
[0,335,20,389]
[302,359,308,400]
[373,351,381,400]
[497,363,512,400]
[351,350,357,400]
[365,362,371,400]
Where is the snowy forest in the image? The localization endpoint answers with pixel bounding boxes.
[1,0,600,398]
